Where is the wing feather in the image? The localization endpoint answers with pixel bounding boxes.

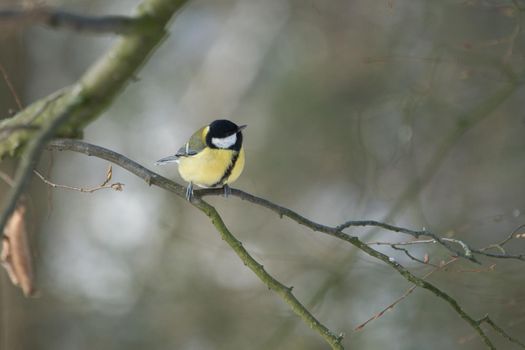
[176,126,207,157]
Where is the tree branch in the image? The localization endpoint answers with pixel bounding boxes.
[0,0,188,243]
[0,102,81,241]
[193,200,344,349]
[0,0,189,158]
[200,189,525,263]
[47,139,344,349]
[0,6,148,35]
[47,138,525,350]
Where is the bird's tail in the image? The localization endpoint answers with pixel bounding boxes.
[155,155,180,165]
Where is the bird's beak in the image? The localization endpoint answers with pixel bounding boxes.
[238,124,247,132]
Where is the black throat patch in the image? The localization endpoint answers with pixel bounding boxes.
[212,151,240,187]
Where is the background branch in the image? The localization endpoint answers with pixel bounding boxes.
[0,6,148,35]
[0,0,189,158]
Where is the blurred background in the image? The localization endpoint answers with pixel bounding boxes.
[1,0,525,349]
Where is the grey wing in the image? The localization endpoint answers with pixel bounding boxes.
[156,127,206,165]
[177,127,207,157]
[175,142,198,157]
[155,142,198,165]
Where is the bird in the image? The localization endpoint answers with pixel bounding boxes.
[155,119,246,201]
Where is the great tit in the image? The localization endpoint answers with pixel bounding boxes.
[155,119,246,200]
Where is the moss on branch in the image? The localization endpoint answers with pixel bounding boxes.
[0,0,189,158]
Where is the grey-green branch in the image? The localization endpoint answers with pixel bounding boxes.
[47,139,345,349]
[0,0,189,160]
[47,138,525,350]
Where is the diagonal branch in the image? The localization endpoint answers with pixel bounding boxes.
[46,138,525,350]
[47,139,344,349]
[193,201,344,349]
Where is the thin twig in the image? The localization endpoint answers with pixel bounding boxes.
[33,166,124,193]
[354,257,458,331]
[367,239,437,246]
[336,220,478,262]
[0,62,23,110]
[46,138,525,350]
[0,170,15,188]
[390,245,439,267]
[479,223,525,254]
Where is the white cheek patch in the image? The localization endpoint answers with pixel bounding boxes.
[212,133,237,149]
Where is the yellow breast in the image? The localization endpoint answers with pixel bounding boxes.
[178,147,245,188]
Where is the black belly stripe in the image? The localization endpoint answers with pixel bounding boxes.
[212,151,239,187]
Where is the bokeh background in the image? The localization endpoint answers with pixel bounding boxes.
[1,0,525,349]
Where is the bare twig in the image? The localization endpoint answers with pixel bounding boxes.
[390,245,439,267]
[367,239,437,246]
[47,138,525,350]
[354,258,458,331]
[0,62,23,110]
[336,220,479,262]
[0,170,15,188]
[479,223,525,254]
[454,264,496,273]
[340,218,525,263]
[33,166,124,193]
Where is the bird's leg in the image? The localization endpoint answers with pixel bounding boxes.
[223,184,231,198]
[185,182,194,201]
